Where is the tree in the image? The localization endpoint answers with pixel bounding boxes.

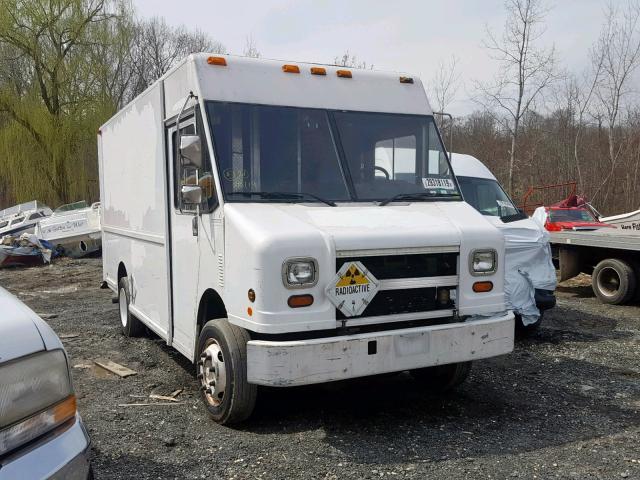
[243,35,261,58]
[429,55,461,113]
[0,0,117,203]
[473,0,556,195]
[0,1,226,207]
[334,50,372,69]
[590,1,640,206]
[130,17,226,99]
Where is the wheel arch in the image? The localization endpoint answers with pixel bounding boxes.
[117,262,127,282]
[195,288,228,360]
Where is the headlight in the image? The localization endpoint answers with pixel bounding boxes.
[470,249,497,276]
[282,257,318,288]
[0,350,75,456]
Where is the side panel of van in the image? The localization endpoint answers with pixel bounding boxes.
[99,83,172,340]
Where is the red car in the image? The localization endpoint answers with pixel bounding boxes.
[544,206,615,232]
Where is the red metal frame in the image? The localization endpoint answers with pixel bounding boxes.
[520,182,577,215]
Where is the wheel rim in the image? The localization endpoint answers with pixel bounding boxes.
[597,267,621,297]
[119,288,128,327]
[198,340,227,407]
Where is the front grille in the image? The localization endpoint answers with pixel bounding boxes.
[336,252,457,280]
[336,286,455,320]
[335,251,458,320]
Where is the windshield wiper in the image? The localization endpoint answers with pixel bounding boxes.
[378,192,460,206]
[227,191,336,207]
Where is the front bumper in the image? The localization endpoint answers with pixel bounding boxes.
[0,415,90,480]
[246,311,514,386]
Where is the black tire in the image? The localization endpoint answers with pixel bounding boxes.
[118,277,145,337]
[197,319,257,425]
[410,361,472,392]
[514,312,543,336]
[592,258,636,305]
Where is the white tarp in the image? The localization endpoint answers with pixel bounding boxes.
[495,214,557,326]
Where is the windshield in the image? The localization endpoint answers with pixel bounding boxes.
[205,102,460,203]
[549,208,597,222]
[457,176,519,217]
[55,201,88,213]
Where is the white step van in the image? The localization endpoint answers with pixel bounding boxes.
[98,54,514,424]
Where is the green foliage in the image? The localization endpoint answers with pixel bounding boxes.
[0,0,122,206]
[0,0,224,209]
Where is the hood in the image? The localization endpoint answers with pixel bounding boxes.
[223,201,500,252]
[484,216,549,245]
[0,287,46,363]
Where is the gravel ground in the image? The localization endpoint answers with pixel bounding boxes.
[1,259,639,480]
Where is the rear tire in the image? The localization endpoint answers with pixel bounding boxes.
[197,319,257,425]
[592,258,636,305]
[410,361,472,392]
[118,277,145,337]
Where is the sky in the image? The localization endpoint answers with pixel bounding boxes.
[133,0,608,115]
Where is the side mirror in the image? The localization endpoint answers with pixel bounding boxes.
[180,134,202,169]
[181,185,202,205]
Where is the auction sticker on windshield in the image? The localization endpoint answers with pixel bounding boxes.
[422,177,455,190]
[326,261,380,317]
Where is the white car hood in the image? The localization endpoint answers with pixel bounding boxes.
[0,287,45,363]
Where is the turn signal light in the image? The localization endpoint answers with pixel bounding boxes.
[288,294,314,308]
[472,281,494,293]
[282,64,300,73]
[310,66,327,75]
[207,56,227,66]
[337,69,352,78]
[53,395,77,423]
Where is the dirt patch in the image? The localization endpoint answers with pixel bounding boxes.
[1,259,639,479]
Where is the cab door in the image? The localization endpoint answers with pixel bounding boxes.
[166,107,219,357]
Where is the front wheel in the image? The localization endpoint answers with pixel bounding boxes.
[197,319,257,425]
[410,361,472,392]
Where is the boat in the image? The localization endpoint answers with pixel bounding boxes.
[35,201,102,258]
[0,233,52,268]
[0,201,53,238]
[599,209,640,234]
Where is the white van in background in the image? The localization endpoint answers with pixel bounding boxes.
[450,153,557,331]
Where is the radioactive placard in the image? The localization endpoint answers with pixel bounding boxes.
[326,261,380,317]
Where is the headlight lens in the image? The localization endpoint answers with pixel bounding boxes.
[470,249,497,275]
[0,350,75,455]
[282,258,318,288]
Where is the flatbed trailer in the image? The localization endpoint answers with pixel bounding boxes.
[550,229,640,304]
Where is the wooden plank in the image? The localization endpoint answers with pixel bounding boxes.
[94,360,137,378]
[149,394,180,402]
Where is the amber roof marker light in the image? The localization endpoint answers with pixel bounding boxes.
[207,56,227,66]
[399,76,414,84]
[336,69,353,78]
[310,66,327,75]
[282,64,301,73]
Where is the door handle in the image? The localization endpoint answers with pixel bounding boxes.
[192,216,198,237]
